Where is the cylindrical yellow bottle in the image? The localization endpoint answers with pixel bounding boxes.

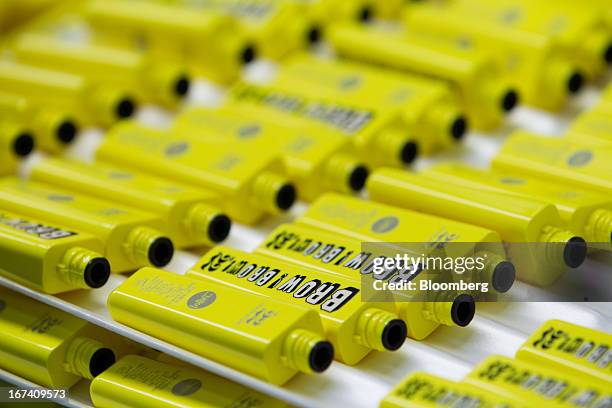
[0,178,174,272]
[0,119,35,176]
[172,104,368,200]
[516,319,611,384]
[0,209,110,293]
[464,355,612,407]
[30,158,231,248]
[367,168,588,286]
[0,287,117,388]
[566,105,612,144]
[424,162,612,248]
[273,54,468,155]
[327,23,519,130]
[90,354,290,408]
[186,246,407,365]
[108,267,334,385]
[380,371,526,408]
[85,0,257,84]
[0,91,77,153]
[403,1,585,111]
[96,121,296,224]
[0,61,136,127]
[11,34,190,108]
[493,131,612,196]
[257,223,489,340]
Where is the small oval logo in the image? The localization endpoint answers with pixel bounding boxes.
[567,150,593,167]
[47,194,74,202]
[237,124,261,139]
[108,171,134,180]
[371,216,399,234]
[165,142,189,157]
[187,291,216,309]
[339,76,361,91]
[171,378,202,396]
[499,177,526,185]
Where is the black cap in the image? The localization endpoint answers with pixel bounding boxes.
[567,72,584,94]
[381,319,407,351]
[349,165,369,192]
[56,120,78,144]
[115,98,136,119]
[563,237,587,268]
[208,214,232,243]
[308,341,334,373]
[240,44,257,64]
[450,116,468,141]
[307,25,323,45]
[13,132,35,157]
[358,6,373,22]
[603,43,612,64]
[451,294,476,327]
[89,347,116,377]
[174,75,191,97]
[84,257,111,289]
[501,89,519,112]
[276,183,297,211]
[148,237,174,267]
[492,261,516,293]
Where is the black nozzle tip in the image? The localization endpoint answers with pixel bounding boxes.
[148,237,174,267]
[116,98,136,119]
[400,141,419,165]
[450,116,468,141]
[240,44,257,64]
[564,236,587,268]
[382,319,407,351]
[276,183,297,211]
[57,120,78,144]
[89,347,116,377]
[501,89,519,112]
[174,75,191,97]
[13,132,35,157]
[84,257,111,289]
[307,25,323,45]
[492,261,516,293]
[208,214,232,243]
[309,341,334,373]
[567,72,584,94]
[451,294,476,327]
[349,165,369,192]
[604,43,612,64]
[358,6,373,22]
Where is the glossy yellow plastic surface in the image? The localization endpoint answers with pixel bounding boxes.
[90,354,289,408]
[567,105,612,143]
[328,24,518,130]
[516,319,611,384]
[425,163,612,248]
[0,209,109,293]
[493,131,612,196]
[464,355,612,407]
[96,121,295,224]
[0,287,117,389]
[274,54,467,155]
[30,158,230,248]
[380,371,525,408]
[0,119,35,176]
[108,267,333,385]
[186,246,406,364]
[0,178,173,273]
[173,103,367,200]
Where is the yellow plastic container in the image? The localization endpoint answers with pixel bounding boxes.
[328,23,519,130]
[0,120,35,176]
[403,1,584,111]
[0,178,174,272]
[173,103,368,200]
[0,287,117,388]
[0,61,136,127]
[257,223,485,340]
[85,0,256,84]
[90,354,289,408]
[0,209,110,293]
[108,267,334,385]
[566,105,612,143]
[0,91,77,153]
[273,54,467,155]
[516,319,611,384]
[186,246,406,364]
[493,131,612,196]
[30,158,231,248]
[11,33,190,108]
[424,163,612,249]
[230,81,418,167]
[367,168,587,286]
[464,355,612,407]
[380,371,525,408]
[96,121,296,224]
